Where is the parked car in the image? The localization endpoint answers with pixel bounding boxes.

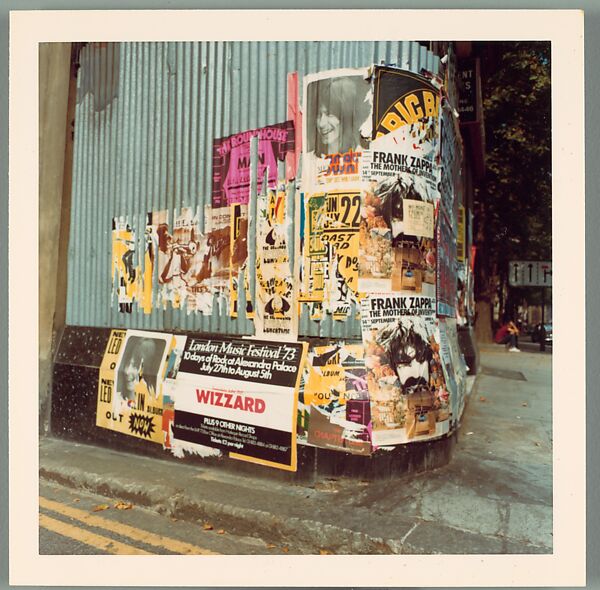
[531,323,552,344]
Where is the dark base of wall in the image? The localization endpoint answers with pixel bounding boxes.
[50,325,457,483]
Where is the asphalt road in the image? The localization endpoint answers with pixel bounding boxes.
[39,480,295,555]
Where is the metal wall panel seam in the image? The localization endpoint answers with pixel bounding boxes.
[96,45,108,326]
[69,45,84,324]
[82,47,95,325]
[67,46,83,324]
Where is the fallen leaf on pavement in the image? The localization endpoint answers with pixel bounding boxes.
[466,431,474,435]
[479,396,486,402]
[114,501,133,510]
[171,518,178,522]
[534,442,541,447]
[282,546,289,553]
[92,504,110,512]
[266,543,276,549]
[202,523,214,531]
[217,529,225,535]
[73,499,80,503]
[319,549,333,555]
[522,402,528,407]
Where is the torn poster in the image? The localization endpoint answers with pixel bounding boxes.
[155,207,214,315]
[298,343,371,456]
[437,206,457,317]
[255,185,297,339]
[371,66,441,140]
[358,67,442,294]
[161,334,222,459]
[211,121,295,208]
[96,329,172,445]
[229,203,253,319]
[112,217,140,313]
[298,190,361,319]
[142,213,156,314]
[172,336,308,471]
[302,68,372,192]
[320,190,362,318]
[360,293,450,446]
[299,194,328,303]
[439,317,468,424]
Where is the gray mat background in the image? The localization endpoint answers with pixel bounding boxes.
[0,2,597,589]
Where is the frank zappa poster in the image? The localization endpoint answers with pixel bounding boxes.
[360,294,450,446]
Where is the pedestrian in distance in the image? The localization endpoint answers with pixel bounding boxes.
[494,318,521,352]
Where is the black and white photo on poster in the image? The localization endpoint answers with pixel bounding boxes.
[302,68,372,190]
[96,329,172,445]
[114,332,169,410]
[360,294,450,446]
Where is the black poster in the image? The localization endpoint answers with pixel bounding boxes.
[372,66,440,139]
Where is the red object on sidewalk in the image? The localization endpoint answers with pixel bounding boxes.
[494,324,509,344]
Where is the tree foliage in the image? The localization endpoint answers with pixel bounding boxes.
[474,41,551,323]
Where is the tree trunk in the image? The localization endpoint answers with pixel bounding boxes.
[475,299,494,343]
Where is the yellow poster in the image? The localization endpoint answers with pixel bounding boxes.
[300,191,361,318]
[255,186,296,339]
[111,218,140,313]
[96,329,173,444]
[300,343,371,455]
[229,203,253,318]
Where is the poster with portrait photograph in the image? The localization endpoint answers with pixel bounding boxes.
[211,121,295,208]
[96,329,172,444]
[302,68,372,192]
[360,294,450,446]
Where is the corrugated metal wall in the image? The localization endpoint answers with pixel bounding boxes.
[67,41,445,338]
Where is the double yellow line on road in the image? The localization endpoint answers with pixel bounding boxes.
[39,496,220,555]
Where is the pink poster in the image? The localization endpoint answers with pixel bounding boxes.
[211,121,295,208]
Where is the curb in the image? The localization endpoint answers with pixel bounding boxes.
[39,464,406,554]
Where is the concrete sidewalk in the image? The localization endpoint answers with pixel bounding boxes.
[39,345,552,555]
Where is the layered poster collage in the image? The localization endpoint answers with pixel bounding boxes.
[104,64,470,461]
[300,68,371,321]
[97,329,307,471]
[111,120,296,325]
[358,66,453,446]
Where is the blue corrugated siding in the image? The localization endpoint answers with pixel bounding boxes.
[67,41,449,339]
